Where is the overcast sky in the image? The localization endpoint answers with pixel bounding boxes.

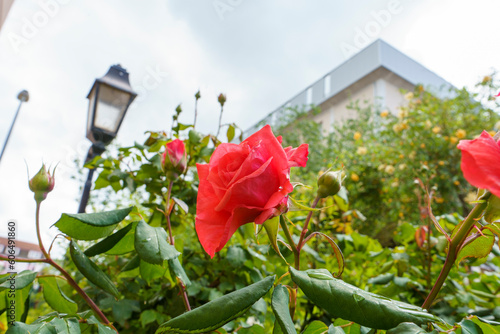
[1,0,499,249]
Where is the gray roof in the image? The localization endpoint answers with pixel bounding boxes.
[244,39,455,136]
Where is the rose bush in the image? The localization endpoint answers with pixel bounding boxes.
[457,130,500,197]
[195,125,309,257]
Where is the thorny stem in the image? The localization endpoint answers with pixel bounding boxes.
[33,201,117,331]
[164,181,192,311]
[422,192,490,310]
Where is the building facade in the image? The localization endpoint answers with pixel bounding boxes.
[0,0,15,32]
[245,39,454,136]
[0,236,45,274]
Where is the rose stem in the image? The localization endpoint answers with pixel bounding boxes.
[35,201,117,331]
[280,196,320,320]
[422,192,490,310]
[165,181,191,311]
[279,216,298,318]
[296,196,320,267]
[193,96,199,130]
[215,104,224,138]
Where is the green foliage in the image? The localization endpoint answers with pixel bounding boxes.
[54,207,134,240]
[290,268,441,330]
[155,275,275,333]
[38,277,78,314]
[272,285,297,334]
[6,80,500,333]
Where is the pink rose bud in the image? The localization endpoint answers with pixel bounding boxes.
[161,139,187,179]
[218,93,226,107]
[29,164,56,202]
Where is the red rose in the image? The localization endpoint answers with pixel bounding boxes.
[195,125,309,257]
[457,131,500,198]
[162,139,187,177]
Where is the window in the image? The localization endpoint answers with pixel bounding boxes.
[324,75,331,96]
[306,87,313,105]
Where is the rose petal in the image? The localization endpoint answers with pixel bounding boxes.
[284,143,309,168]
[195,164,232,258]
[458,131,500,198]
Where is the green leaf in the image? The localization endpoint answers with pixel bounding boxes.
[237,325,266,334]
[367,273,394,285]
[485,195,500,224]
[135,221,180,264]
[458,319,483,334]
[141,309,158,328]
[226,246,246,268]
[84,222,136,257]
[48,317,81,334]
[121,255,141,272]
[155,275,275,333]
[55,207,133,240]
[0,271,36,292]
[334,187,349,212]
[87,315,117,334]
[301,321,329,334]
[5,282,32,325]
[168,257,191,287]
[140,260,167,283]
[6,322,57,334]
[470,315,500,333]
[457,231,495,264]
[39,276,78,314]
[69,240,119,298]
[289,197,322,212]
[172,197,189,214]
[227,124,235,142]
[112,299,140,326]
[263,217,287,263]
[386,323,428,334]
[328,325,346,334]
[289,267,442,330]
[271,285,297,334]
[305,268,334,280]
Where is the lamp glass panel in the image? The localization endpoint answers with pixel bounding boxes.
[87,87,96,134]
[94,84,131,134]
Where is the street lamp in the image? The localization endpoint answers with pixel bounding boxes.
[0,90,29,165]
[78,64,137,213]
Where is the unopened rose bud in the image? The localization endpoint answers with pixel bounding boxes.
[29,164,56,202]
[317,170,344,198]
[161,139,187,180]
[195,91,201,100]
[218,93,226,107]
[175,104,182,114]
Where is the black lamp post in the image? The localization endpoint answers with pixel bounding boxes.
[0,90,29,165]
[78,64,137,213]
